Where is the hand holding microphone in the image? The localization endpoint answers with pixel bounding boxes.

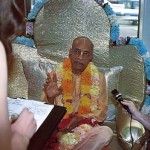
[111,89,131,114]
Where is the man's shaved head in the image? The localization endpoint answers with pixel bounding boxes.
[72,36,94,51]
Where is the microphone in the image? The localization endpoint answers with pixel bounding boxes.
[111,89,131,114]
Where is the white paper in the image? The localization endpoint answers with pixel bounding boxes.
[7,97,54,130]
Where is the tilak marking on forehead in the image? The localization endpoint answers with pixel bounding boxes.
[82,38,86,45]
[74,37,91,46]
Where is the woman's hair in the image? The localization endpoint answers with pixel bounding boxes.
[0,0,25,65]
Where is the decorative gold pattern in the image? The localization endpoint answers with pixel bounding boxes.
[8,45,28,99]
[98,66,123,104]
[34,0,110,67]
[110,45,145,106]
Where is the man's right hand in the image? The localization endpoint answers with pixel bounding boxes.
[44,72,62,103]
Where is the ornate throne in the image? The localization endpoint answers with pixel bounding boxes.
[9,0,149,149]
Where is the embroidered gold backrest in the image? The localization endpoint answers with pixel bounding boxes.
[34,0,110,67]
[109,45,145,107]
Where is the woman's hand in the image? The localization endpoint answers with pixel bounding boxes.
[11,108,37,150]
[121,100,139,120]
[44,72,62,103]
[11,108,37,141]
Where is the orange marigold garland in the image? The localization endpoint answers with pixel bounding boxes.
[61,58,100,118]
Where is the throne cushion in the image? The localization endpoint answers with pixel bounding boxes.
[22,58,57,100]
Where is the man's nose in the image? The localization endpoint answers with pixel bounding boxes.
[77,51,84,59]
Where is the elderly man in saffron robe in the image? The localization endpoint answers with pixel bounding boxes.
[41,36,113,150]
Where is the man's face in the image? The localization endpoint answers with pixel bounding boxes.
[69,39,93,75]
